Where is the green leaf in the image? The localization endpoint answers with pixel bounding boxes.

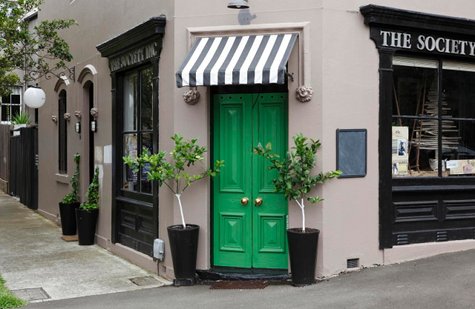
[0,0,76,87]
[62,153,80,203]
[253,133,340,205]
[122,134,223,195]
[80,167,99,211]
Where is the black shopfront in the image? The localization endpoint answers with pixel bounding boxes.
[97,17,166,256]
[362,5,475,248]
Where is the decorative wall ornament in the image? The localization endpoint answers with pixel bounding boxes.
[90,107,98,119]
[64,112,71,121]
[183,88,200,105]
[296,86,314,103]
[51,115,58,123]
[74,110,81,119]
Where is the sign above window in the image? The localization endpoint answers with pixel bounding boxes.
[373,29,475,59]
[109,42,158,72]
[97,16,166,72]
[361,5,475,60]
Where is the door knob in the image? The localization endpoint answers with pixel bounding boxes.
[241,197,249,206]
[254,197,263,207]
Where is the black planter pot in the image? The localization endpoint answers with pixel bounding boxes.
[76,208,99,245]
[167,224,199,286]
[287,228,320,286]
[59,202,80,236]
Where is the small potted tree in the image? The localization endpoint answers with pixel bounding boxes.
[59,153,80,237]
[254,133,341,286]
[76,167,99,245]
[124,133,223,286]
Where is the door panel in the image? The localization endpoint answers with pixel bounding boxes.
[213,92,288,269]
[252,93,288,268]
[213,94,252,267]
[219,100,250,193]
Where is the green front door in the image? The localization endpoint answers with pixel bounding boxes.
[213,93,288,269]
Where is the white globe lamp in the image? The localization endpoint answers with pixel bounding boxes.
[24,87,46,108]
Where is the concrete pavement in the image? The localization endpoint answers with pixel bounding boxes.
[24,249,475,309]
[3,190,475,308]
[0,191,170,304]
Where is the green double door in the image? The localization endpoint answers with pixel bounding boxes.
[213,93,288,269]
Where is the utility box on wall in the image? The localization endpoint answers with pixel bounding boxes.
[153,239,165,261]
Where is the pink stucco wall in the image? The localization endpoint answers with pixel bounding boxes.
[35,0,475,280]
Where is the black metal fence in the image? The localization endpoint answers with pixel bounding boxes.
[10,127,38,210]
[0,124,10,192]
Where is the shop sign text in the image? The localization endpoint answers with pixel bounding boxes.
[109,42,157,72]
[379,30,475,57]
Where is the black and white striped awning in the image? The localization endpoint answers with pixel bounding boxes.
[176,33,298,87]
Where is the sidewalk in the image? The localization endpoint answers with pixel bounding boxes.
[0,191,170,303]
[4,189,475,308]
[25,248,475,309]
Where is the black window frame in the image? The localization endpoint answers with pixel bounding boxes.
[119,65,155,198]
[392,56,475,178]
[58,90,68,174]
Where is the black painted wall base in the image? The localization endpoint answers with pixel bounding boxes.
[394,228,475,246]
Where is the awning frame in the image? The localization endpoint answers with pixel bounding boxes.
[176,23,311,89]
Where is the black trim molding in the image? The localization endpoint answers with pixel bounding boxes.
[97,16,166,58]
[361,5,475,35]
[97,16,166,72]
[361,5,475,61]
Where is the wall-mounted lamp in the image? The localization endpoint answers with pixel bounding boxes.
[90,107,98,133]
[90,120,97,132]
[75,121,81,134]
[227,0,249,9]
[24,86,46,108]
[74,111,81,134]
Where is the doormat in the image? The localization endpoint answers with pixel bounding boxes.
[209,280,268,290]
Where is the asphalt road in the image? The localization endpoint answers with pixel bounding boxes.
[25,249,475,309]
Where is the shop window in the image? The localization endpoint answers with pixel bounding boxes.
[1,87,21,123]
[122,66,153,194]
[58,90,67,174]
[392,56,475,177]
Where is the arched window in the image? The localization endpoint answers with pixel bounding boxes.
[58,90,67,173]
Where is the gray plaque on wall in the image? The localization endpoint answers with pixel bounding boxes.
[336,129,367,178]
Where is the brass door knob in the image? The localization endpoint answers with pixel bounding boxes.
[241,197,249,206]
[254,197,263,207]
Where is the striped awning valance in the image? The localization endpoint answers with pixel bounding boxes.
[176,33,298,88]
